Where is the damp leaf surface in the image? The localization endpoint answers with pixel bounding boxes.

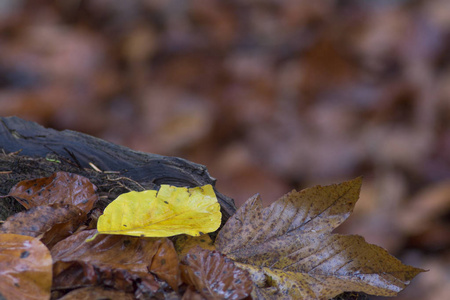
[97,184,221,237]
[180,246,253,300]
[8,172,98,214]
[51,229,179,292]
[215,178,425,299]
[0,234,52,300]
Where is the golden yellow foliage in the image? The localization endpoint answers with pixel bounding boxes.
[97,184,221,238]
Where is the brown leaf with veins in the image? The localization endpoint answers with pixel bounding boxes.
[51,229,179,293]
[215,177,425,299]
[0,234,52,300]
[0,204,86,249]
[8,172,98,213]
[180,246,252,300]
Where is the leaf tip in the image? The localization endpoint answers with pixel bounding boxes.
[84,231,99,242]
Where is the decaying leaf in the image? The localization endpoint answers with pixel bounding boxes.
[52,260,160,294]
[8,172,98,213]
[51,229,179,293]
[97,184,221,237]
[57,286,135,300]
[215,178,425,299]
[180,246,253,300]
[148,237,181,291]
[175,234,216,258]
[0,204,86,249]
[0,234,52,300]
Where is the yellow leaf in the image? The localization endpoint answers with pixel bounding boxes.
[97,184,221,237]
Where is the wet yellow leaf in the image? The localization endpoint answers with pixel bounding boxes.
[216,178,425,299]
[97,184,221,237]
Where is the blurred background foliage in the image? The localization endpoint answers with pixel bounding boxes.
[0,1,449,299]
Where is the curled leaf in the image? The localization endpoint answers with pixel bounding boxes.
[97,184,221,237]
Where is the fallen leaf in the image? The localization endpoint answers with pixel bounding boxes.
[149,237,181,291]
[180,246,253,300]
[0,204,86,249]
[0,234,52,300]
[97,184,221,237]
[52,260,159,293]
[175,234,216,258]
[181,287,205,300]
[51,229,178,293]
[57,286,135,300]
[215,178,425,299]
[8,172,98,213]
[52,260,99,290]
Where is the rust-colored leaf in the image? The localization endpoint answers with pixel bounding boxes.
[52,260,160,294]
[0,234,52,300]
[215,178,426,299]
[149,237,180,291]
[51,229,176,294]
[52,260,98,289]
[180,246,252,300]
[57,286,135,300]
[8,172,98,213]
[0,204,86,249]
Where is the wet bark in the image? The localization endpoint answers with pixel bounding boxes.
[0,116,236,222]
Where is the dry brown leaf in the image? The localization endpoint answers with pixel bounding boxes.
[8,172,98,213]
[215,178,425,299]
[180,246,253,300]
[0,204,86,249]
[0,234,52,300]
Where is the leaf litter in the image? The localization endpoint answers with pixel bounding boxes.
[0,172,425,299]
[216,177,425,299]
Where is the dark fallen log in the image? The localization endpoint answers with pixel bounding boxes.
[0,116,236,222]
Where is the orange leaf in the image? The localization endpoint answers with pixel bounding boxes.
[0,234,52,300]
[149,238,180,291]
